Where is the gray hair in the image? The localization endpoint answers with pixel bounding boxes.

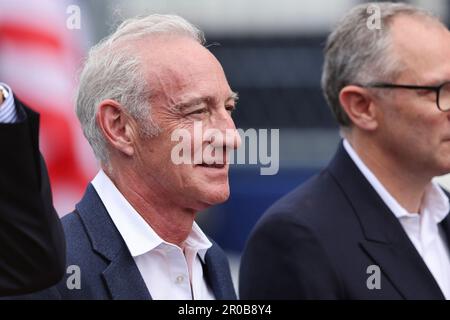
[321,2,440,127]
[76,14,205,164]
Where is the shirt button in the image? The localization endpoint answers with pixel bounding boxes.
[176,275,185,284]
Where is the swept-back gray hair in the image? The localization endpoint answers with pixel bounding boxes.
[76,14,205,164]
[321,2,441,127]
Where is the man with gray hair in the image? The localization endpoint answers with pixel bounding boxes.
[19,14,240,300]
[240,2,450,299]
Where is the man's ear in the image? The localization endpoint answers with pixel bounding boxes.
[96,99,136,157]
[339,85,379,131]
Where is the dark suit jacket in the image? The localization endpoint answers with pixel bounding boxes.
[239,142,450,300]
[0,99,65,296]
[22,184,237,300]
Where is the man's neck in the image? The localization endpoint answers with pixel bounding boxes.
[346,135,430,213]
[104,167,196,247]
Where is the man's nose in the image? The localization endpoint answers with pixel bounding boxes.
[209,110,241,150]
[223,111,241,150]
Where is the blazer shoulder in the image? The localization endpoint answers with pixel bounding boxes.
[60,211,100,267]
[61,211,87,242]
[240,187,346,299]
[260,168,344,226]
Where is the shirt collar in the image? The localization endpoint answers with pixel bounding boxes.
[91,170,212,261]
[421,181,450,224]
[343,139,449,223]
[0,82,18,123]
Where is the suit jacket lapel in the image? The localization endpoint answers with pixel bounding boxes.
[203,244,237,300]
[328,142,445,299]
[440,214,450,252]
[76,185,151,300]
[102,247,151,300]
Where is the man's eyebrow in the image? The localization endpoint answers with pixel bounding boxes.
[420,79,443,86]
[419,74,450,86]
[172,93,239,112]
[171,97,210,112]
[227,92,239,103]
[430,79,450,86]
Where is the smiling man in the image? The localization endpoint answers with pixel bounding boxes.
[240,2,450,299]
[21,14,240,300]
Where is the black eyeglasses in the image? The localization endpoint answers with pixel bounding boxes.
[361,82,450,112]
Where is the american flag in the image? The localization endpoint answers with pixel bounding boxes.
[0,0,97,215]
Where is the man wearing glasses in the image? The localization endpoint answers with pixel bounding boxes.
[240,2,450,299]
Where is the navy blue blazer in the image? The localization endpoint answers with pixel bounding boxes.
[24,184,237,300]
[239,142,450,300]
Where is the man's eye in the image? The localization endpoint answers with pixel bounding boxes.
[187,108,208,115]
[417,89,434,96]
[226,105,236,113]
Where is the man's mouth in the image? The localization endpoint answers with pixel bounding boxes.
[198,163,226,169]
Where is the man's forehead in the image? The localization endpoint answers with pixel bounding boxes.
[143,49,224,88]
[145,64,233,109]
[134,36,230,103]
[390,15,450,51]
[149,64,195,89]
[390,16,450,82]
[147,64,228,95]
[138,35,217,68]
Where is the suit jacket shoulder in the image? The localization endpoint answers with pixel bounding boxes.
[240,142,449,300]
[239,168,349,299]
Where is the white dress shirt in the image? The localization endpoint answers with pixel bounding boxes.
[91,170,215,300]
[343,139,450,299]
[0,83,18,123]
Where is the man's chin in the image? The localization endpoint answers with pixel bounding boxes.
[195,188,230,210]
[435,166,450,177]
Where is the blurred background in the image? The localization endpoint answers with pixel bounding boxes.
[1,0,449,290]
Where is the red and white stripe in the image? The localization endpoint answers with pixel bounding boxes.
[0,0,97,215]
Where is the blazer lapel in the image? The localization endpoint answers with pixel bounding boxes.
[328,142,445,300]
[76,185,151,300]
[102,247,151,300]
[203,244,237,300]
[440,214,450,252]
[359,241,444,299]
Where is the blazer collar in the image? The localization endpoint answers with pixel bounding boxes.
[327,141,446,299]
[75,184,236,300]
[437,188,450,265]
[203,243,237,300]
[75,184,151,300]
